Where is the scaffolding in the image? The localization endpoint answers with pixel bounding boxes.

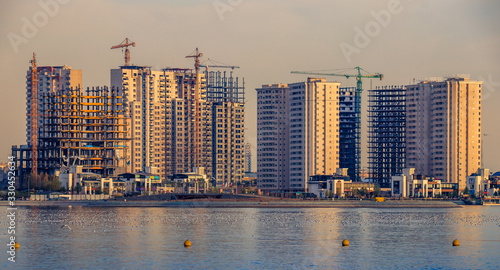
[368,85,406,188]
[205,70,245,187]
[339,87,360,182]
[206,70,245,103]
[12,86,130,186]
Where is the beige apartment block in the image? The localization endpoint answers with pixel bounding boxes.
[111,67,175,179]
[257,78,340,192]
[111,67,214,180]
[406,77,482,190]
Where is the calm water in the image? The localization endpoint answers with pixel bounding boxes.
[1,206,500,269]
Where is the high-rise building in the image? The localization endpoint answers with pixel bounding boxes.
[339,87,360,181]
[111,67,244,185]
[244,143,252,173]
[14,62,128,184]
[257,78,340,192]
[368,85,406,187]
[406,77,482,190]
[207,71,245,187]
[111,66,213,180]
[256,83,289,191]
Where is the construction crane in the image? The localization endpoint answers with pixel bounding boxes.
[30,53,38,177]
[185,48,203,169]
[291,66,383,182]
[111,38,136,66]
[200,58,240,71]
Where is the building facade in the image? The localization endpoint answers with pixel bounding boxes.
[111,67,213,180]
[26,65,82,145]
[368,85,406,187]
[257,78,340,192]
[256,83,289,191]
[339,87,360,182]
[406,77,482,190]
[111,67,244,185]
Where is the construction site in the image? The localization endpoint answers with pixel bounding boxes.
[11,84,130,187]
[12,41,246,189]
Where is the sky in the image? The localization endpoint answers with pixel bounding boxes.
[0,0,499,172]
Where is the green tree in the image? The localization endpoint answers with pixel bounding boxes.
[463,186,470,196]
[41,175,61,191]
[373,185,381,197]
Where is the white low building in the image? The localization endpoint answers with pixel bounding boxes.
[172,167,209,194]
[307,168,351,198]
[466,169,490,197]
[392,168,442,198]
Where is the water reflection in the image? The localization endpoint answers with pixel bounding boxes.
[1,206,499,269]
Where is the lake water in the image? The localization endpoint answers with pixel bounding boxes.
[1,206,500,269]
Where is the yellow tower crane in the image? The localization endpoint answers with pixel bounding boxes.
[185,48,203,168]
[111,38,136,66]
[30,53,38,177]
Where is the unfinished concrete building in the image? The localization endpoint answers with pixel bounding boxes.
[206,71,245,187]
[25,65,82,145]
[12,86,130,185]
[368,85,406,188]
[111,66,215,180]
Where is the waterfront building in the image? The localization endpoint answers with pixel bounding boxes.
[26,65,82,145]
[466,168,490,197]
[391,168,447,198]
[256,83,289,191]
[256,78,340,193]
[406,77,482,190]
[172,167,209,193]
[111,67,213,180]
[368,85,406,188]
[339,87,361,182]
[112,67,244,186]
[308,168,351,198]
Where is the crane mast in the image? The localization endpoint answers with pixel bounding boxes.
[30,53,38,177]
[186,48,203,169]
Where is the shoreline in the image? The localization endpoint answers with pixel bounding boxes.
[0,200,463,208]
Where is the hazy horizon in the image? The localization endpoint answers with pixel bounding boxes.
[1,0,499,173]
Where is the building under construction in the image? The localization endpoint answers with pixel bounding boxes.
[339,87,360,182]
[110,65,213,180]
[12,85,130,186]
[110,65,245,187]
[14,47,246,188]
[206,70,245,187]
[368,85,406,187]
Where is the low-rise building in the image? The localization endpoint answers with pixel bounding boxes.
[172,167,209,194]
[307,168,351,198]
[391,168,449,198]
[117,172,162,195]
[466,169,490,197]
